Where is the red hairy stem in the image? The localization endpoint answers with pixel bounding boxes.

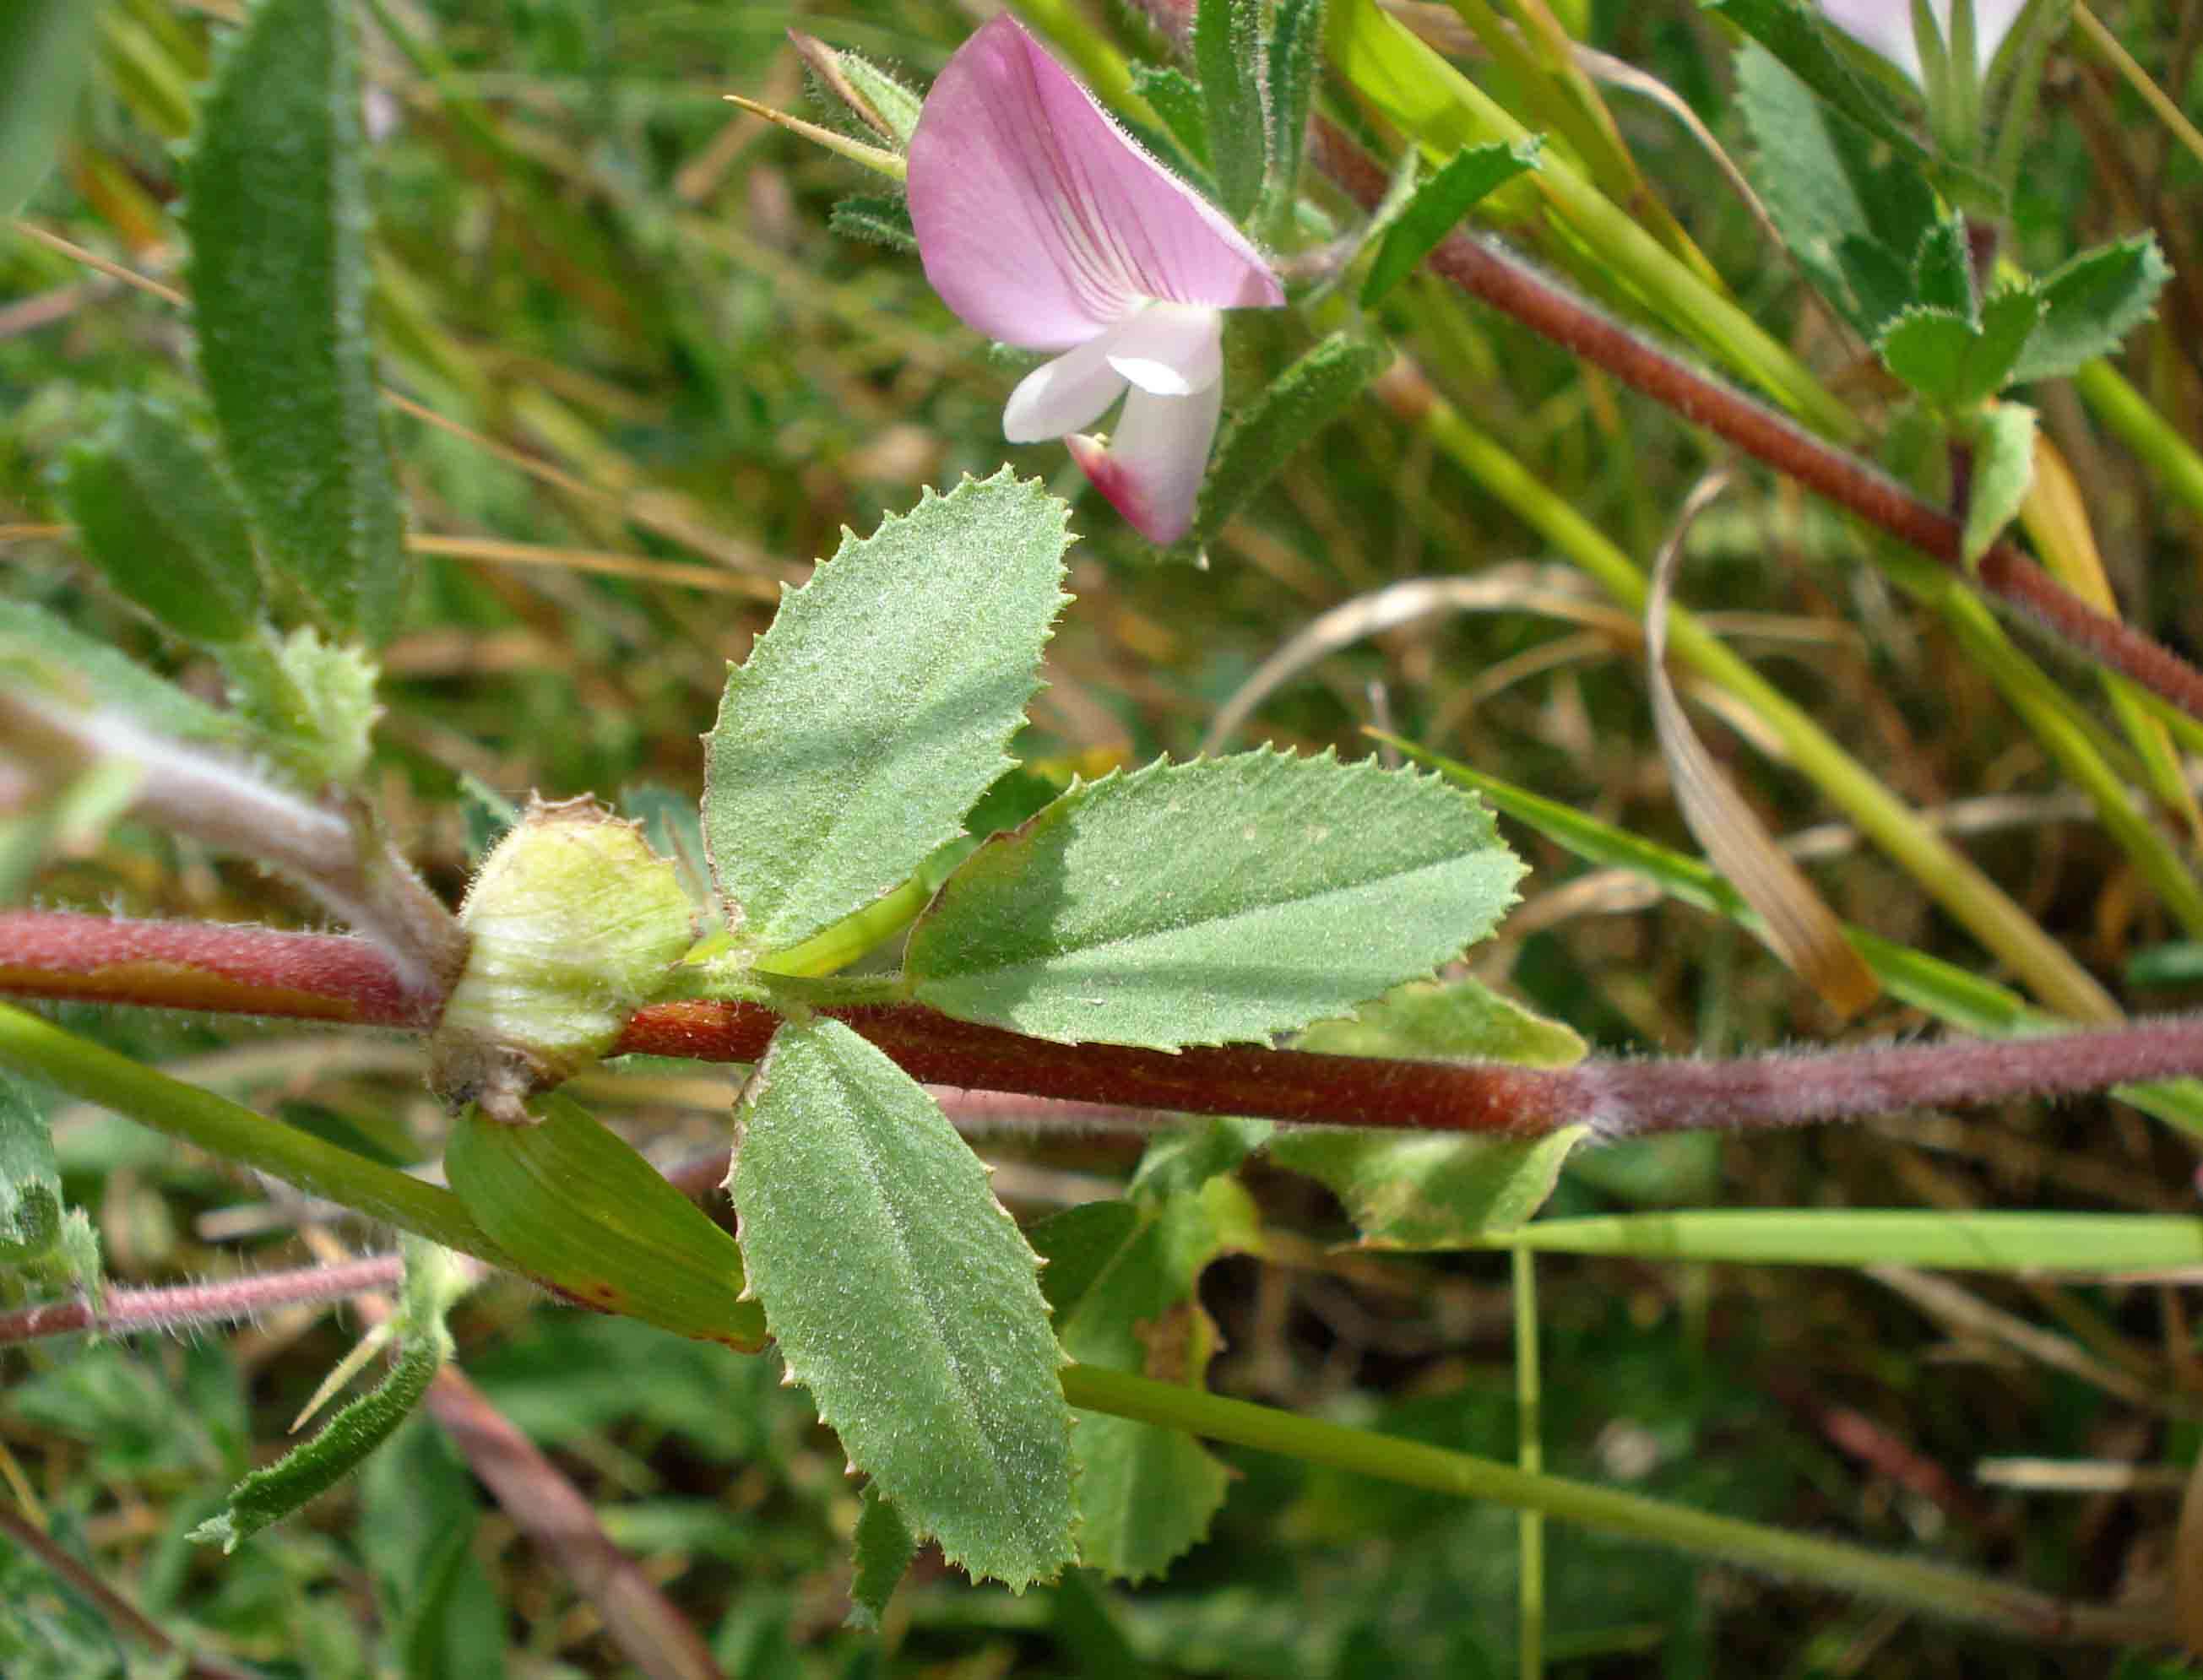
[1300,117,2203,723]
[0,910,424,1027]
[13,909,2203,1140]
[617,997,1570,1132]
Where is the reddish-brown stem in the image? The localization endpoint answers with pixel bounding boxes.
[13,909,2203,1141]
[1292,115,2203,722]
[616,997,1567,1130]
[0,910,423,1027]
[1115,0,2203,725]
[418,1366,728,1680]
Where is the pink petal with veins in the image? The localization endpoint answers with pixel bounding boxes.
[907,16,1283,352]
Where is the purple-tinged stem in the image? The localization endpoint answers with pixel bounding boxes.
[0,1255,404,1347]
[1569,1022,2203,1135]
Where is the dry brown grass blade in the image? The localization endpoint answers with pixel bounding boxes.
[1646,473,1880,1019]
[2018,431,2203,844]
[407,534,781,599]
[1199,564,1607,754]
[2175,1448,2203,1654]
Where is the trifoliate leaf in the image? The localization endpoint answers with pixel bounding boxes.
[703,471,1071,957]
[731,1017,1074,1589]
[907,751,1525,1049]
[1876,289,2040,409]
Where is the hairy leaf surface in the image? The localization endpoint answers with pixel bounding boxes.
[704,472,1070,955]
[1195,0,1267,217]
[185,0,409,640]
[731,1016,1075,1588]
[908,751,1523,1049]
[59,400,264,647]
[1191,333,1392,550]
[2009,236,2169,384]
[193,1241,464,1552]
[1361,143,1539,307]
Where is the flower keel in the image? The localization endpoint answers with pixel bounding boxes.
[1067,377,1225,547]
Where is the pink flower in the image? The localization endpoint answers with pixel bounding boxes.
[1820,0,2030,85]
[906,17,1284,545]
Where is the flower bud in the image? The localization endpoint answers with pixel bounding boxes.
[430,796,696,1119]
